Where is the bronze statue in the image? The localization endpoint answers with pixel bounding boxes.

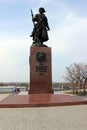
[30,7,50,47]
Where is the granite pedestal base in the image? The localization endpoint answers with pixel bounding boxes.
[0,94,87,108]
[29,47,54,94]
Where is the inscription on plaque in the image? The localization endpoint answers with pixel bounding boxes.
[36,66,48,73]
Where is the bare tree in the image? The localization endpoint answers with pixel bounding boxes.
[64,63,87,94]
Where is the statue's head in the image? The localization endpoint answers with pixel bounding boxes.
[39,7,46,13]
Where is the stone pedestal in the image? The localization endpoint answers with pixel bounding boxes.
[29,46,54,94]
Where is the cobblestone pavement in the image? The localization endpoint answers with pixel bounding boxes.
[0,105,87,130]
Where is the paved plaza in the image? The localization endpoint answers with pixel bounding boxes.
[0,105,87,130]
[0,94,10,101]
[0,94,87,130]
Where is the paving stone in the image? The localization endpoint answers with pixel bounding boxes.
[0,105,87,130]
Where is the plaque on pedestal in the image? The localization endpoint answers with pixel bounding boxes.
[29,47,54,94]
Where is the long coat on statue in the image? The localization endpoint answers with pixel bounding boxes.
[32,13,50,44]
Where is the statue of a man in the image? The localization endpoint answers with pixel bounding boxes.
[30,7,50,46]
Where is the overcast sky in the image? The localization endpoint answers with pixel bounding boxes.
[0,0,87,82]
